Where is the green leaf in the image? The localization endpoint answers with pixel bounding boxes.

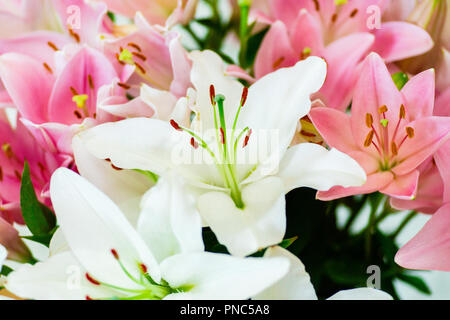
[392,72,409,90]
[22,226,58,248]
[242,27,268,69]
[324,259,368,286]
[397,273,431,295]
[279,236,298,249]
[0,265,13,276]
[20,162,56,237]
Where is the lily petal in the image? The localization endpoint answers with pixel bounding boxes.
[50,168,161,285]
[198,177,286,257]
[327,288,393,300]
[395,203,450,271]
[161,252,290,300]
[277,143,366,193]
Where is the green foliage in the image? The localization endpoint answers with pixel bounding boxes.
[392,72,409,90]
[20,162,57,247]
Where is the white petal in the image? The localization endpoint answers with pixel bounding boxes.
[0,244,6,270]
[327,288,393,300]
[140,84,178,121]
[78,118,215,185]
[198,177,286,257]
[49,228,70,256]
[73,135,154,226]
[138,175,204,263]
[277,143,366,192]
[50,168,161,286]
[6,252,113,300]
[190,50,244,132]
[240,57,327,156]
[161,252,290,300]
[254,246,317,300]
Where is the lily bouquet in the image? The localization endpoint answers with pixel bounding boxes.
[0,0,449,301]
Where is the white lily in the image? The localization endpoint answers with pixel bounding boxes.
[254,246,393,300]
[5,169,290,300]
[78,50,366,257]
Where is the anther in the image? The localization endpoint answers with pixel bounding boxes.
[399,104,406,119]
[47,41,58,51]
[85,296,94,300]
[350,9,358,18]
[68,29,80,43]
[406,127,415,138]
[378,105,388,114]
[272,56,285,69]
[86,273,101,286]
[70,86,78,96]
[111,249,119,260]
[170,119,182,131]
[210,85,216,105]
[14,170,21,180]
[132,52,147,61]
[117,82,131,90]
[128,43,142,52]
[135,62,146,74]
[139,264,148,274]
[313,0,320,11]
[243,129,252,148]
[364,130,374,147]
[240,87,248,107]
[190,137,199,149]
[391,142,398,156]
[73,110,82,119]
[88,75,94,90]
[365,113,373,128]
[2,144,13,158]
[43,62,53,74]
[220,128,225,144]
[331,13,338,23]
[0,167,3,182]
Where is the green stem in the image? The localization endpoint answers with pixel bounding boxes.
[391,211,418,239]
[238,0,250,67]
[365,193,385,261]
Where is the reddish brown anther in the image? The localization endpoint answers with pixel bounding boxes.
[111,249,119,260]
[406,127,415,139]
[170,119,182,131]
[86,273,101,286]
[364,130,374,147]
[220,128,225,144]
[190,137,199,149]
[365,113,373,128]
[210,85,216,105]
[139,264,148,274]
[240,87,248,107]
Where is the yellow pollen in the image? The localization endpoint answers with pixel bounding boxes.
[378,105,388,114]
[391,142,398,156]
[364,130,374,147]
[72,94,89,109]
[365,113,373,128]
[399,104,406,119]
[406,127,415,138]
[335,0,348,5]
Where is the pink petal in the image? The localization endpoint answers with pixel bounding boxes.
[226,65,255,83]
[321,33,374,110]
[48,46,117,124]
[268,0,313,29]
[317,171,393,201]
[254,20,297,79]
[309,107,358,154]
[0,31,69,69]
[372,22,434,63]
[390,160,444,214]
[289,9,324,56]
[394,116,450,176]
[0,217,32,263]
[395,203,450,271]
[168,32,192,98]
[435,141,450,203]
[381,170,419,199]
[435,88,450,117]
[401,69,435,121]
[0,53,54,123]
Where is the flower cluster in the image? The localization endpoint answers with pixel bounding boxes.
[0,0,449,301]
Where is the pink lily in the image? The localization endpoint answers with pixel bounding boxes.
[395,203,450,271]
[0,46,119,154]
[0,109,68,262]
[245,0,433,111]
[390,77,450,214]
[92,0,198,28]
[309,52,450,201]
[99,14,192,119]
